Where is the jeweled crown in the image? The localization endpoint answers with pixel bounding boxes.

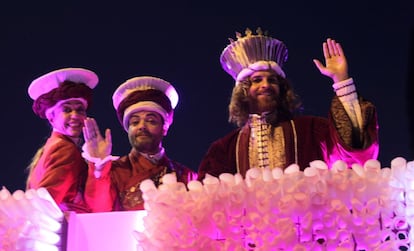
[220,28,288,81]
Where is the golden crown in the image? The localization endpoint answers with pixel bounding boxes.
[220,28,288,80]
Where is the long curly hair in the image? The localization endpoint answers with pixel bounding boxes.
[228,74,302,128]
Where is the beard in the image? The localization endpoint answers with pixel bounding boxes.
[249,95,278,114]
[129,132,159,153]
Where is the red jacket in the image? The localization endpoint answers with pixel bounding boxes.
[85,148,197,212]
[27,131,90,213]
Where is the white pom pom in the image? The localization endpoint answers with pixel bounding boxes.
[140,179,156,193]
[219,173,235,185]
[351,163,365,177]
[332,160,348,172]
[309,160,328,170]
[234,173,244,184]
[246,168,261,180]
[12,190,25,200]
[304,166,318,177]
[272,167,283,179]
[187,180,203,191]
[245,168,262,188]
[284,163,300,174]
[262,167,273,181]
[162,173,177,184]
[0,186,11,199]
[391,157,407,168]
[406,160,414,171]
[380,167,391,179]
[203,174,219,185]
[363,159,381,171]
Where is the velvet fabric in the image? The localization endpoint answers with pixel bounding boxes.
[26,131,90,213]
[198,96,379,180]
[85,148,197,212]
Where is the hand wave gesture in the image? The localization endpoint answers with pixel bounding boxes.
[313,38,349,83]
[83,117,112,159]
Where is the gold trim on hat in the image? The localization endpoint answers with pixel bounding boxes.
[220,28,288,81]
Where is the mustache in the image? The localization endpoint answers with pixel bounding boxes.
[136,131,152,137]
[257,89,277,96]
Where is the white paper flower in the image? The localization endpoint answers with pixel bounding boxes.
[0,187,63,251]
[133,157,414,250]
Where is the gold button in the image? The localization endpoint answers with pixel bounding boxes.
[130,186,136,192]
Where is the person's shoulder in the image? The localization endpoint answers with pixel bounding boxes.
[287,116,330,131]
[43,133,79,154]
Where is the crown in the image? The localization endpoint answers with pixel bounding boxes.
[220,28,288,82]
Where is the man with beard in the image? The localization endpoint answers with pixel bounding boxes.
[197,28,379,180]
[26,67,99,213]
[82,76,197,211]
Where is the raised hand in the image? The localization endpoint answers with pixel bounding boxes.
[83,117,112,159]
[313,38,349,83]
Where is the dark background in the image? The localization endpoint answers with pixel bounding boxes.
[1,1,413,192]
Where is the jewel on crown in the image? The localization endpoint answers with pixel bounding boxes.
[220,27,289,81]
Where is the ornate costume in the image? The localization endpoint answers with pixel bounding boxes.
[85,148,196,211]
[198,28,379,180]
[27,132,90,212]
[198,96,378,179]
[84,76,198,212]
[26,68,98,213]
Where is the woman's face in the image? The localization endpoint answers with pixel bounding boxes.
[247,70,280,114]
[48,100,87,138]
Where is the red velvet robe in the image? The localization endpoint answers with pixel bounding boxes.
[26,131,90,213]
[85,148,197,212]
[198,96,379,180]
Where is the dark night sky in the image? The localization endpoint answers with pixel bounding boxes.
[1,1,413,191]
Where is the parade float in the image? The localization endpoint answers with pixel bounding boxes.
[1,157,414,251]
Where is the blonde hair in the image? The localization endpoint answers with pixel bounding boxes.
[25,146,44,189]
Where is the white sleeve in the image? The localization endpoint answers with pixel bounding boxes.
[81,148,119,178]
[332,78,363,129]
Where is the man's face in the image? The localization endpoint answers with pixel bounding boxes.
[127,110,165,154]
[48,100,87,138]
[247,70,280,114]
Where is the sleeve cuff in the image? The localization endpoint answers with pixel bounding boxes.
[332,78,357,102]
[82,152,119,178]
[332,78,353,90]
